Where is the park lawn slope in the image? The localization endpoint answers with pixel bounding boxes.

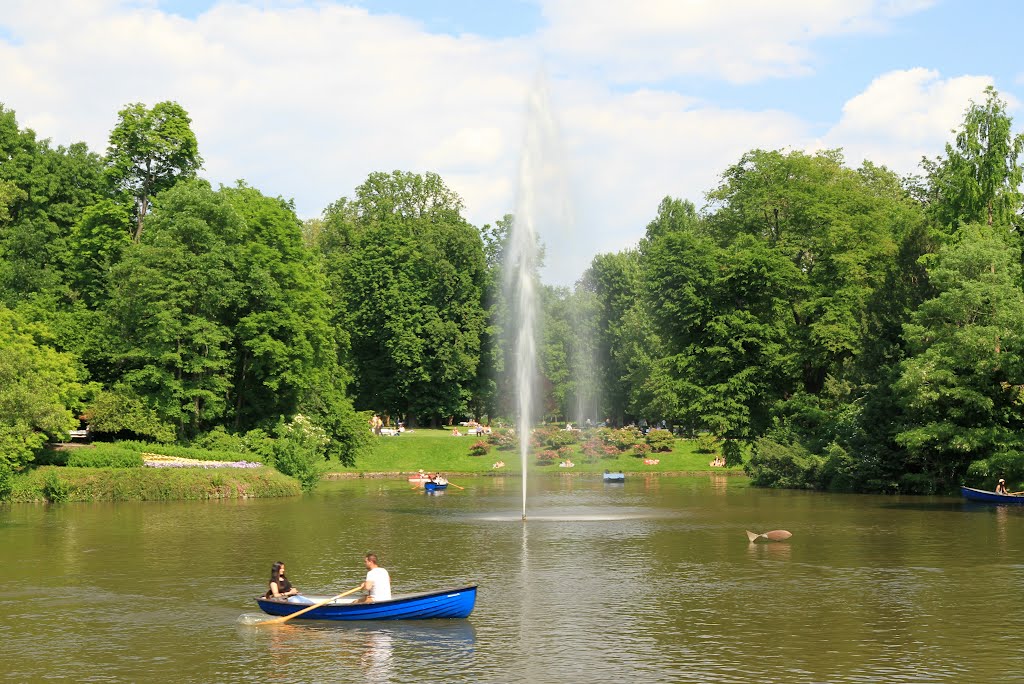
[327,428,744,476]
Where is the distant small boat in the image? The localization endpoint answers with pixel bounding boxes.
[424,481,448,492]
[256,586,477,621]
[603,472,625,483]
[961,486,1024,503]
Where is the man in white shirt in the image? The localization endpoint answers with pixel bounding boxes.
[355,552,391,603]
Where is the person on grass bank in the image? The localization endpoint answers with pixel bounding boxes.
[265,561,300,600]
[355,553,392,603]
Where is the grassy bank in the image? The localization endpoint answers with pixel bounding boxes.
[327,428,744,477]
[8,465,301,503]
[4,429,742,503]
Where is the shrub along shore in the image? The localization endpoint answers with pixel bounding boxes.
[8,466,301,503]
[4,427,742,503]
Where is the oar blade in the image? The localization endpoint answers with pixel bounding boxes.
[745,530,760,543]
[237,613,271,626]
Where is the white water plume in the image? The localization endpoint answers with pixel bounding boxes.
[505,71,572,521]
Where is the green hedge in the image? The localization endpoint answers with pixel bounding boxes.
[6,466,300,503]
[66,444,144,468]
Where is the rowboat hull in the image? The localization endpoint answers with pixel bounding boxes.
[603,472,625,483]
[256,586,477,621]
[961,486,1024,503]
[424,482,448,491]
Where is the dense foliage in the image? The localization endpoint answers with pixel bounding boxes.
[2,87,1023,495]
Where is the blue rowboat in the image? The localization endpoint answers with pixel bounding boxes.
[961,486,1024,503]
[603,472,625,483]
[255,586,476,621]
[424,481,448,492]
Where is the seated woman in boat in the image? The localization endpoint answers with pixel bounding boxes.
[265,561,300,600]
[996,478,1010,495]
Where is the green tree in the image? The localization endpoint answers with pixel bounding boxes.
[105,101,202,241]
[924,86,1024,229]
[539,285,572,421]
[105,180,237,437]
[69,199,132,306]
[706,150,910,396]
[82,387,176,443]
[320,171,487,426]
[219,182,365,463]
[0,105,106,302]
[0,305,89,477]
[893,224,1024,491]
[470,213,513,421]
[271,414,328,492]
[580,249,643,425]
[641,216,801,436]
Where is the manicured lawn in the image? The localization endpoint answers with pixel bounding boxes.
[326,428,744,477]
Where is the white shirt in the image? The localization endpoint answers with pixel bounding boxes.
[366,566,392,601]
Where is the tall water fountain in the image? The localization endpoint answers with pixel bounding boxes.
[505,73,571,521]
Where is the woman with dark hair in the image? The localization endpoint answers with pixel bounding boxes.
[265,561,300,599]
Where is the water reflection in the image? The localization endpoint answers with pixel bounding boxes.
[359,629,393,678]
[746,541,793,561]
[996,504,1008,546]
[238,619,476,682]
[7,478,1024,683]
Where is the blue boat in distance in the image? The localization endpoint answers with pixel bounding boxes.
[603,471,625,483]
[961,486,1024,504]
[256,586,477,621]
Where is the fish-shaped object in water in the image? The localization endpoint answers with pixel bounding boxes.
[746,529,793,543]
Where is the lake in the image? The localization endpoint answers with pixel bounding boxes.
[2,474,1022,682]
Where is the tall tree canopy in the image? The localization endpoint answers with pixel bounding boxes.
[105,101,202,241]
[0,105,106,302]
[892,225,1024,490]
[318,171,487,425]
[924,86,1024,229]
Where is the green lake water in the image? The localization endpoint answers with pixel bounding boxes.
[2,474,1023,682]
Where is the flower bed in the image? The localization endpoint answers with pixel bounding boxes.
[142,454,263,469]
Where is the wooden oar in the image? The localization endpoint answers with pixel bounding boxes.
[746,529,793,543]
[445,481,465,490]
[1009,490,1024,496]
[257,586,362,626]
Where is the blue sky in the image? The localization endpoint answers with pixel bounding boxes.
[2,1,1022,284]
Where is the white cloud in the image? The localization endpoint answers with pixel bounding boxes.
[546,86,807,280]
[538,0,936,84]
[0,2,534,214]
[2,1,1000,288]
[818,68,996,173]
